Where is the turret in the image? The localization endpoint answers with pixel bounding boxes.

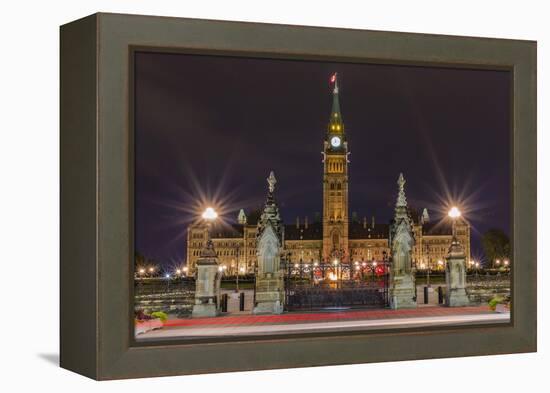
[237,209,247,225]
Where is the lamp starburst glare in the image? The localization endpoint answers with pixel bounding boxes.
[448,206,461,218]
[202,207,218,220]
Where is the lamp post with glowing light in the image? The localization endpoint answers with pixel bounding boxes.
[235,244,240,293]
[333,259,339,287]
[202,207,218,241]
[445,206,470,307]
[192,207,222,318]
[448,206,461,237]
[468,260,475,273]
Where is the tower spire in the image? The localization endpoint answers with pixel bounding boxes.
[257,171,282,241]
[394,173,410,222]
[328,73,344,134]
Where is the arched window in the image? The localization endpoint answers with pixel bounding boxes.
[332,232,340,247]
[337,182,341,190]
[330,182,335,190]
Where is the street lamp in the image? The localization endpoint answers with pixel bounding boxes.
[202,207,218,236]
[448,206,461,238]
[202,207,218,220]
[448,206,461,219]
[468,260,475,272]
[235,244,241,293]
[332,259,339,285]
[201,207,218,255]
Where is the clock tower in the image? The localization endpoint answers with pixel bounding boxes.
[322,73,350,262]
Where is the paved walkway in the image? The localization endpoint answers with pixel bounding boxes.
[137,306,509,340]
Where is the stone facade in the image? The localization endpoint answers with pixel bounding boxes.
[186,214,469,275]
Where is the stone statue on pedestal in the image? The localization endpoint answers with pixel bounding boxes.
[445,222,470,307]
[253,171,285,314]
[192,234,222,318]
[389,173,417,309]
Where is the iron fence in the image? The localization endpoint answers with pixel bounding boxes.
[134,278,195,315]
[283,260,390,311]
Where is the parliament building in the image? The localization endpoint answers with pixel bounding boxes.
[186,75,470,274]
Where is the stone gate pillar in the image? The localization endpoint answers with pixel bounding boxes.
[389,173,417,309]
[253,171,285,314]
[445,232,470,307]
[192,240,222,317]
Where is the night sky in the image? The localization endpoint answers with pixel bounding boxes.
[134,51,511,268]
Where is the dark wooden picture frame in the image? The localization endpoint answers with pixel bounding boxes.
[60,13,536,380]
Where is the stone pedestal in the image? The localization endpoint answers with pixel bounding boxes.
[192,255,221,318]
[253,272,284,314]
[390,273,417,309]
[445,251,470,307]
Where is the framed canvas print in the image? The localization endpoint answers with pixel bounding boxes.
[60,13,536,380]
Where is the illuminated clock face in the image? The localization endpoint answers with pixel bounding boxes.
[330,136,341,147]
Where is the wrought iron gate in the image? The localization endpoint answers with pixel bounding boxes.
[283,260,389,311]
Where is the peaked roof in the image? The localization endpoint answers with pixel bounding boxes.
[284,222,323,241]
[349,222,390,239]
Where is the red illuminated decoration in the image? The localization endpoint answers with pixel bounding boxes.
[330,73,337,83]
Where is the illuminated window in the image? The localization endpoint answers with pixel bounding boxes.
[336,125,341,131]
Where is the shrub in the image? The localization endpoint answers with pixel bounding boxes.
[151,311,168,322]
[488,296,504,311]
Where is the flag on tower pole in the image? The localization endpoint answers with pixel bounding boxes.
[330,73,337,84]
